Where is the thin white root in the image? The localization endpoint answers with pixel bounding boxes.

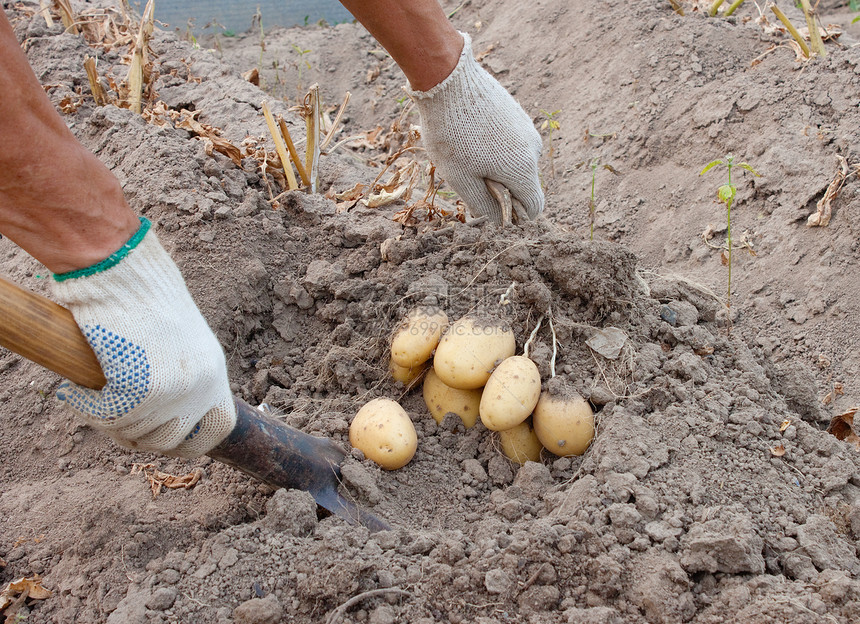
[523,315,544,359]
[548,307,558,378]
[499,281,517,306]
[326,589,410,624]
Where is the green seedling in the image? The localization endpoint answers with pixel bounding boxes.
[710,0,745,17]
[292,44,312,94]
[723,0,746,17]
[252,7,266,72]
[575,158,619,240]
[182,19,199,48]
[540,109,561,177]
[700,154,760,318]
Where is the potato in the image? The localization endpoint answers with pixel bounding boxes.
[389,358,427,386]
[480,355,542,431]
[422,368,482,428]
[349,398,418,470]
[433,316,516,390]
[498,420,543,464]
[532,382,595,457]
[390,306,449,369]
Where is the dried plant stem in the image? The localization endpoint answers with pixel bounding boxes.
[126,0,154,114]
[770,4,811,58]
[320,91,351,151]
[668,0,685,16]
[40,0,54,27]
[799,0,826,57]
[326,589,410,624]
[261,101,299,190]
[55,0,78,33]
[84,57,107,106]
[278,117,310,187]
[304,84,321,193]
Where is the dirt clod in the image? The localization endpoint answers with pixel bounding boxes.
[3,1,860,623]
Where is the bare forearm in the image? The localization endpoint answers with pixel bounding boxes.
[338,0,463,91]
[0,10,138,274]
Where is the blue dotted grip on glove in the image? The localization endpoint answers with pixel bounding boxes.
[56,323,151,421]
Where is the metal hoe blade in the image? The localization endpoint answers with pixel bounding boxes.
[208,399,390,532]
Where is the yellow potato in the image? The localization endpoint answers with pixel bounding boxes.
[349,398,418,470]
[532,386,595,457]
[480,355,542,431]
[389,358,427,386]
[422,368,482,428]
[498,420,543,465]
[433,316,516,390]
[390,306,449,369]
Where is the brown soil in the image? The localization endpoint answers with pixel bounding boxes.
[2,1,860,623]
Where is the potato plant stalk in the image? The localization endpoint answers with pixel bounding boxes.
[304,84,321,193]
[770,4,811,58]
[726,166,734,310]
[84,57,107,106]
[39,0,54,27]
[278,117,310,187]
[126,0,154,114]
[709,0,725,17]
[799,0,827,57]
[724,0,746,17]
[261,101,299,190]
[55,0,78,34]
[700,154,760,324]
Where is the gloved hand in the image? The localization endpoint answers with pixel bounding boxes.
[408,32,544,223]
[52,218,236,458]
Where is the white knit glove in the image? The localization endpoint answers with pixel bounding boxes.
[408,32,544,223]
[52,219,236,458]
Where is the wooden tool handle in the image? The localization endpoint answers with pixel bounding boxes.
[0,275,106,389]
[0,278,390,530]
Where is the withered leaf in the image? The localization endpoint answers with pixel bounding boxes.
[334,182,366,202]
[720,250,730,266]
[475,43,496,62]
[175,110,243,166]
[131,464,204,499]
[701,224,717,241]
[827,407,860,451]
[242,67,260,85]
[808,156,849,228]
[823,382,845,406]
[362,185,407,208]
[1,575,53,610]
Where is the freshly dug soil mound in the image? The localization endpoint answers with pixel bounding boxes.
[2,1,860,623]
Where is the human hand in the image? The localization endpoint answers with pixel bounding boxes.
[52,219,236,458]
[408,32,544,224]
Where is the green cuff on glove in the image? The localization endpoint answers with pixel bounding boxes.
[53,217,151,283]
